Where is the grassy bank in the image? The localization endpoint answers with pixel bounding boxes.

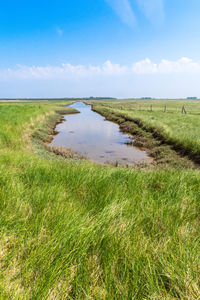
[1,101,200,299]
[91,100,200,166]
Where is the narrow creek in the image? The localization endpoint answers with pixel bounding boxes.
[50,102,151,165]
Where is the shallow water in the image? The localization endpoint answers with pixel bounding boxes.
[50,102,150,165]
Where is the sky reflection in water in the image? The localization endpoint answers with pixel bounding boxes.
[50,102,150,165]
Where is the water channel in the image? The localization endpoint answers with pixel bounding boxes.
[50,102,150,165]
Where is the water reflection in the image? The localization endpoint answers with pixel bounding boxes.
[50,102,150,165]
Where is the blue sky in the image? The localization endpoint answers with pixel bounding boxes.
[0,0,200,98]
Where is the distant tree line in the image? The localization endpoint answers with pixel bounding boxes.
[0,97,116,101]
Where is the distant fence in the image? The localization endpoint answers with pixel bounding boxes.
[140,105,188,114]
[118,105,189,114]
[108,103,199,115]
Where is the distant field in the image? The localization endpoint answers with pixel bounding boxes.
[0,100,200,299]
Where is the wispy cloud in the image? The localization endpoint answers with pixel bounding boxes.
[105,0,165,26]
[56,26,63,36]
[0,57,200,81]
[136,0,165,25]
[0,61,127,80]
[105,0,136,27]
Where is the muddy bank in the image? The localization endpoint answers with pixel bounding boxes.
[91,105,197,169]
[32,107,87,160]
[45,145,87,160]
[51,108,80,137]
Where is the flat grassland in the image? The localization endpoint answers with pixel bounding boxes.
[91,100,200,159]
[1,100,200,299]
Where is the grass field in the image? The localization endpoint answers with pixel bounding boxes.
[91,100,200,164]
[1,100,200,299]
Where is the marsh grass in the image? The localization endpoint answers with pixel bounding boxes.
[0,101,200,299]
[91,100,200,163]
[92,104,196,169]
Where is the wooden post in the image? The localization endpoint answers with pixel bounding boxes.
[164,105,166,112]
[182,106,187,114]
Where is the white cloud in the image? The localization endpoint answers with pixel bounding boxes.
[0,57,200,81]
[132,57,200,74]
[132,58,157,73]
[158,57,200,73]
[105,0,136,26]
[0,60,128,80]
[102,60,128,74]
[136,0,164,24]
[1,58,200,98]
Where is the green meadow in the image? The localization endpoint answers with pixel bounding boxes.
[1,100,200,299]
[92,100,200,159]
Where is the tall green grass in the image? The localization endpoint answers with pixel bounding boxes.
[0,101,200,299]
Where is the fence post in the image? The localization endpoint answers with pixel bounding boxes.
[182,106,187,114]
[164,105,166,112]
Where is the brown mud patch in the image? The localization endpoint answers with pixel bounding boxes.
[45,145,87,160]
